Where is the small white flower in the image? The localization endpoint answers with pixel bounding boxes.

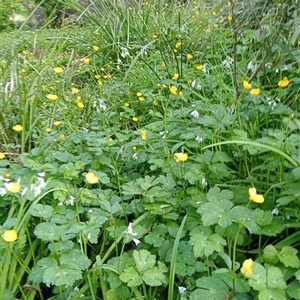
[195,135,203,143]
[178,286,186,294]
[222,57,233,68]
[247,61,256,72]
[132,238,141,246]
[31,176,47,197]
[227,105,235,115]
[191,109,199,119]
[87,232,91,240]
[120,46,130,58]
[201,178,208,187]
[65,196,75,206]
[132,153,138,160]
[127,223,137,236]
[0,187,7,196]
[21,188,28,196]
[191,80,202,90]
[271,208,279,216]
[159,130,168,139]
[38,172,46,177]
[88,209,93,213]
[265,62,272,68]
[117,58,122,65]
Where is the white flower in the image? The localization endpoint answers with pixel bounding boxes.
[93,99,107,111]
[271,208,279,215]
[191,80,202,90]
[201,178,208,187]
[120,46,130,58]
[191,109,199,119]
[222,57,233,68]
[87,232,92,240]
[247,61,256,72]
[30,176,47,197]
[21,188,28,195]
[132,238,140,246]
[127,223,137,236]
[178,286,186,294]
[132,153,138,160]
[0,187,6,196]
[195,135,203,143]
[159,130,168,139]
[88,209,93,213]
[38,172,45,177]
[65,196,75,206]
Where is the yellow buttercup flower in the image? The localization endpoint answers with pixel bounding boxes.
[60,134,65,141]
[1,229,18,242]
[278,77,290,88]
[77,102,84,108]
[83,58,90,64]
[196,65,203,71]
[169,85,178,95]
[187,54,193,60]
[5,182,21,193]
[141,130,146,140]
[124,102,130,107]
[0,152,5,159]
[248,187,264,203]
[139,97,145,102]
[243,80,252,89]
[172,73,179,80]
[85,172,99,184]
[93,45,99,51]
[241,258,253,275]
[53,121,62,126]
[46,128,51,133]
[132,117,139,122]
[53,67,63,74]
[13,125,23,132]
[152,34,158,39]
[175,42,181,49]
[136,92,143,97]
[174,153,188,162]
[250,88,261,96]
[71,87,80,94]
[46,94,58,101]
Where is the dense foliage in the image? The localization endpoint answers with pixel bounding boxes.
[0,0,299,299]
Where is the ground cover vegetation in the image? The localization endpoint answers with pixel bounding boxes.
[0,0,300,299]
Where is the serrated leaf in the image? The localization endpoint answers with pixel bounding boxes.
[119,266,142,287]
[29,204,53,220]
[287,281,300,299]
[133,249,156,272]
[28,257,58,284]
[246,262,267,291]
[278,246,299,268]
[60,250,91,270]
[258,288,286,300]
[34,223,61,241]
[142,267,166,286]
[48,241,74,252]
[145,224,167,247]
[263,245,279,264]
[267,266,287,290]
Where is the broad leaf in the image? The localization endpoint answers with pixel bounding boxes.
[29,204,53,220]
[278,246,299,268]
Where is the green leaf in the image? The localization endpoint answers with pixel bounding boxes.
[267,266,287,290]
[263,245,279,264]
[34,223,61,242]
[278,246,299,268]
[29,204,53,220]
[258,288,286,300]
[28,257,58,284]
[133,249,156,273]
[246,262,267,291]
[145,224,167,247]
[60,250,91,271]
[287,281,300,300]
[48,241,74,252]
[142,267,166,286]
[119,266,142,287]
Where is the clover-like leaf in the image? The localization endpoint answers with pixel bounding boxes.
[278,246,299,268]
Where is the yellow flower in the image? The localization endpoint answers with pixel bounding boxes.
[77,102,84,108]
[53,67,63,74]
[46,128,51,133]
[93,45,99,51]
[132,117,139,122]
[248,187,264,203]
[141,130,146,140]
[5,182,21,193]
[53,121,62,126]
[187,54,193,60]
[136,92,143,97]
[169,85,178,95]
[46,94,58,101]
[278,77,290,88]
[161,62,166,68]
[243,80,252,89]
[153,34,158,39]
[250,88,261,96]
[196,65,203,71]
[0,152,6,159]
[228,15,232,21]
[124,102,130,107]
[174,153,188,162]
[241,258,253,275]
[228,1,232,6]
[175,42,181,49]
[172,73,179,80]
[95,74,101,79]
[152,100,158,105]
[60,134,65,141]
[85,172,99,184]
[71,87,80,94]
[1,229,18,242]
[83,58,90,64]
[139,97,145,102]
[13,125,23,132]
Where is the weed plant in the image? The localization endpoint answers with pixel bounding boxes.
[0,0,299,299]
